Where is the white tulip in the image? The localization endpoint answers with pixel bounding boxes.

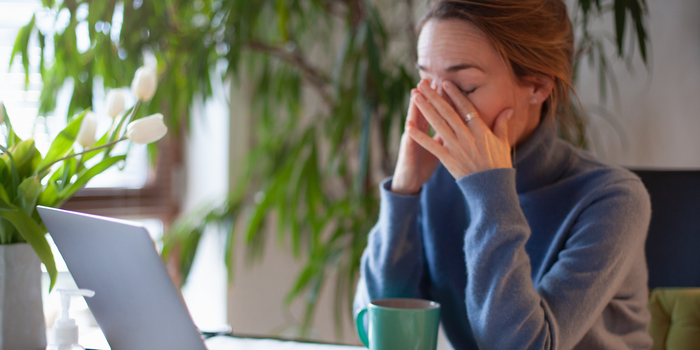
[105,88,127,119]
[77,111,98,148]
[126,113,168,145]
[131,66,158,101]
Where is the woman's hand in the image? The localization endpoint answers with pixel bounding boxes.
[407,80,513,180]
[390,89,442,195]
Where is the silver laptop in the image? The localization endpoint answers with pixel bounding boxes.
[37,206,208,350]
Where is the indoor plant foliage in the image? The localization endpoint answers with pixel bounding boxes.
[0,67,166,292]
[0,65,164,348]
[13,0,649,339]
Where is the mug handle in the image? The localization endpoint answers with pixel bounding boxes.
[355,308,369,348]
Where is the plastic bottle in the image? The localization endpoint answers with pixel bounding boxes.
[46,289,95,350]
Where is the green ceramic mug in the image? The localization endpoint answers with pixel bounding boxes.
[355,298,441,350]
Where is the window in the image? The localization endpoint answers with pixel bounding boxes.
[0,0,180,224]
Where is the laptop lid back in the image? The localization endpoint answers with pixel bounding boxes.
[37,206,207,350]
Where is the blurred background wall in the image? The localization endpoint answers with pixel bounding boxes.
[575,0,700,168]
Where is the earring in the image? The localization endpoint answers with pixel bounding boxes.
[531,98,538,104]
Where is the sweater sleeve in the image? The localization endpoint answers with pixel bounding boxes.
[458,168,650,350]
[353,177,428,314]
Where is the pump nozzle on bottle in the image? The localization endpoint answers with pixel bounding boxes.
[48,289,95,350]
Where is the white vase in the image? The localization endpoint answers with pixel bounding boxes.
[0,244,47,350]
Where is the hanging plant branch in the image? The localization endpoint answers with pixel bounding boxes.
[247,41,334,105]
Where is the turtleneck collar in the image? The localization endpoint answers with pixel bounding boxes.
[512,120,573,194]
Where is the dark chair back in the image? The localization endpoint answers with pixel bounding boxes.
[632,170,700,289]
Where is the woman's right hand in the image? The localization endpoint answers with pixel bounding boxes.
[391,88,441,195]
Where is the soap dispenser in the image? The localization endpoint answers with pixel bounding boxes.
[47,289,95,350]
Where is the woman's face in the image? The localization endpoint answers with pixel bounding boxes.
[417,19,548,146]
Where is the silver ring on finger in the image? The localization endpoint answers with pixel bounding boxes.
[464,112,478,123]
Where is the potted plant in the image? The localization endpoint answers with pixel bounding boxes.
[0,66,166,349]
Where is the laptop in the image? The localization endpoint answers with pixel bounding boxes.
[37,206,208,350]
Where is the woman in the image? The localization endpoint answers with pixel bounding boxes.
[353,1,652,349]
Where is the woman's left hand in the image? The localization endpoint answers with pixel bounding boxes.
[406,80,514,179]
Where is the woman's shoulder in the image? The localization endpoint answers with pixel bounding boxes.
[559,141,650,208]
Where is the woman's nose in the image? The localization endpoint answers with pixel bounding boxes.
[431,78,445,96]
[422,78,450,104]
[430,79,439,90]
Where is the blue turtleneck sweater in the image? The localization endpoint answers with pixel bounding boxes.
[354,121,653,349]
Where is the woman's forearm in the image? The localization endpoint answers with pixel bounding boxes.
[354,177,428,313]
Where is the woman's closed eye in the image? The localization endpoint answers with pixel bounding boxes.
[458,86,478,95]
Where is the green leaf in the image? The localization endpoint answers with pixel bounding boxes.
[37,180,59,208]
[629,0,648,65]
[7,139,39,178]
[613,0,627,57]
[38,31,45,75]
[0,217,16,244]
[57,155,126,203]
[285,263,317,306]
[15,177,41,216]
[0,157,8,188]
[0,103,21,147]
[596,40,608,104]
[58,156,76,193]
[0,184,10,205]
[223,218,237,283]
[275,0,289,40]
[580,0,591,15]
[179,227,203,285]
[0,144,22,199]
[36,110,87,172]
[244,181,278,246]
[0,207,57,292]
[9,14,36,89]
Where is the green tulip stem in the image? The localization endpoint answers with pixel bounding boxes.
[122,99,142,137]
[105,100,141,156]
[105,100,141,152]
[36,137,128,176]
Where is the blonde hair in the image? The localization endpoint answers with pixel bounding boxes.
[420,0,584,144]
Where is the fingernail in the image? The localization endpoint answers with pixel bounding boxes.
[442,81,450,89]
[414,93,425,102]
[507,110,514,120]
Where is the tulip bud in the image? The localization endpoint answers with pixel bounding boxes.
[77,112,98,148]
[105,88,127,119]
[0,101,5,124]
[126,113,168,145]
[131,66,157,101]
